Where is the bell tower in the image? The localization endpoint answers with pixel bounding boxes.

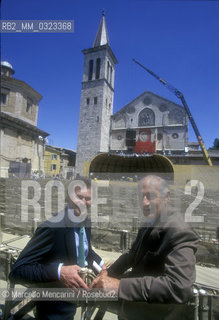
[75,13,117,175]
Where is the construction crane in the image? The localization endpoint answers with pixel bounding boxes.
[133,58,213,167]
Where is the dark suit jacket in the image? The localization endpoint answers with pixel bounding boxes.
[108,209,198,305]
[9,208,102,319]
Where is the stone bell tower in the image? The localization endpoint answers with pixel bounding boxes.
[75,13,117,176]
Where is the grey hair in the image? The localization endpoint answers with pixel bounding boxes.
[139,175,170,198]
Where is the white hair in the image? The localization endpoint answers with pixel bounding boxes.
[139,175,170,198]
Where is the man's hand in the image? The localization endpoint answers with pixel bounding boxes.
[101,263,107,271]
[92,267,108,280]
[60,265,88,289]
[90,274,120,294]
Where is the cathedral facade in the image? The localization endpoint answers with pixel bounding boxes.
[111,91,188,155]
[75,14,188,176]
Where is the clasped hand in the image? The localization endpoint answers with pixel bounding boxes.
[60,266,120,294]
[89,269,120,294]
[60,265,88,289]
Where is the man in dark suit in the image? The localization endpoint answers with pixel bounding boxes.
[9,177,104,320]
[91,175,198,319]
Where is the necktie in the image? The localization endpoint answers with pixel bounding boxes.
[78,227,85,267]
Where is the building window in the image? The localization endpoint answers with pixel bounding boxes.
[94,97,98,104]
[96,58,101,79]
[1,88,9,105]
[1,93,8,105]
[52,154,58,160]
[87,98,90,105]
[172,133,179,139]
[51,164,56,171]
[105,98,108,107]
[138,108,155,126]
[107,61,110,82]
[157,133,163,140]
[26,99,33,113]
[110,66,113,85]
[139,132,148,142]
[88,60,93,81]
[96,116,99,122]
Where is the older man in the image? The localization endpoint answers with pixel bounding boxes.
[91,175,198,319]
[9,177,104,320]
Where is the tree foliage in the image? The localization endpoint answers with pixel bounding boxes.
[209,138,219,150]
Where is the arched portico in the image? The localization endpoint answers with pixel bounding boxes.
[89,153,174,176]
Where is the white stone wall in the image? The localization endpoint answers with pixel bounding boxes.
[110,92,188,152]
[110,130,126,150]
[0,128,45,177]
[156,127,187,151]
[32,140,45,172]
[1,78,39,126]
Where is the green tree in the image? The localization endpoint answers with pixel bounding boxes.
[209,138,219,150]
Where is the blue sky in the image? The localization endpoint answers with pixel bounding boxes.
[1,0,219,150]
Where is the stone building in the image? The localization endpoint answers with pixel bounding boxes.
[44,145,76,179]
[75,14,189,176]
[111,91,188,155]
[0,61,49,178]
[75,13,117,175]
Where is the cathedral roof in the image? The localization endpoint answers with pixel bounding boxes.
[1,60,15,76]
[1,60,13,69]
[93,12,109,47]
[112,90,183,118]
